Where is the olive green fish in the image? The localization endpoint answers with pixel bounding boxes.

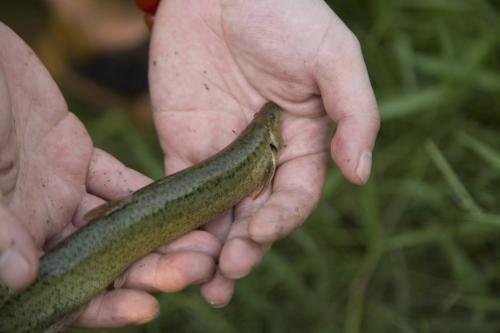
[0,102,281,333]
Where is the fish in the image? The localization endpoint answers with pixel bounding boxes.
[0,102,281,333]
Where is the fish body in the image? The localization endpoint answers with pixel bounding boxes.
[0,103,281,333]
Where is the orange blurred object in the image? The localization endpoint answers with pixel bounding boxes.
[135,0,160,15]
[34,0,153,126]
[47,0,147,53]
[144,14,154,30]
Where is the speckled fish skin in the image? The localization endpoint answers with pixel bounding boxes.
[0,102,281,333]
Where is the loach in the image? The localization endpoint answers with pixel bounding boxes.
[0,102,281,333]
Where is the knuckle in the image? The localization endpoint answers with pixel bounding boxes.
[368,107,381,130]
[193,230,223,254]
[343,31,361,53]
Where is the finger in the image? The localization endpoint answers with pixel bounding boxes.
[156,230,221,258]
[218,217,270,280]
[248,152,328,243]
[216,186,272,279]
[200,270,234,308]
[43,223,77,252]
[315,25,380,184]
[0,202,38,289]
[121,251,215,293]
[87,148,153,200]
[236,185,272,218]
[202,210,234,242]
[75,289,159,328]
[164,154,190,175]
[72,193,106,228]
[44,193,106,251]
[220,236,269,280]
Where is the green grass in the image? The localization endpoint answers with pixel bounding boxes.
[64,0,499,332]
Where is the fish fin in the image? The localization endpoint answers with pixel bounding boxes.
[250,183,267,200]
[83,199,124,223]
[250,161,277,200]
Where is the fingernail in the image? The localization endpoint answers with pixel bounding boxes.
[137,314,157,325]
[208,300,228,309]
[194,277,211,285]
[356,149,372,184]
[137,312,159,325]
[136,304,160,325]
[0,249,31,289]
[224,270,249,280]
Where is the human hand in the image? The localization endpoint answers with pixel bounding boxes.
[0,22,220,328]
[148,0,380,307]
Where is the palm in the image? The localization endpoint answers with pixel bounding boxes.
[1,23,198,328]
[0,27,94,253]
[150,0,332,167]
[2,100,92,250]
[149,0,379,305]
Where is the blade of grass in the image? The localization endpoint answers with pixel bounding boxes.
[379,86,448,120]
[425,140,482,214]
[385,226,445,252]
[121,122,164,179]
[458,132,500,172]
[371,303,418,333]
[441,237,486,296]
[344,181,384,333]
[415,55,500,92]
[393,32,418,90]
[158,293,238,333]
[259,249,306,298]
[464,213,500,226]
[456,214,500,240]
[395,0,471,12]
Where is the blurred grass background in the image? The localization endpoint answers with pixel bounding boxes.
[2,0,500,332]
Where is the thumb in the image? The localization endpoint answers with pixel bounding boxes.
[0,201,39,290]
[314,26,380,184]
